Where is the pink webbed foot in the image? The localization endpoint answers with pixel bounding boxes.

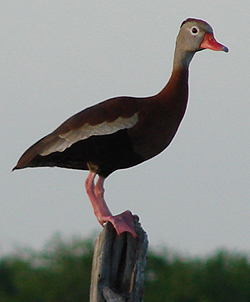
[105,210,138,238]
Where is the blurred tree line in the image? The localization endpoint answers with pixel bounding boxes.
[1,234,250,302]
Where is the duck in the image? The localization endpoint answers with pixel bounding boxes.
[13,18,228,238]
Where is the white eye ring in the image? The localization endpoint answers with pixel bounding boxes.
[190,26,199,35]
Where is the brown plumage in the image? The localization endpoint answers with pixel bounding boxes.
[13,18,228,237]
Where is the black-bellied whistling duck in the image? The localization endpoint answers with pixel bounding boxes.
[13,18,228,238]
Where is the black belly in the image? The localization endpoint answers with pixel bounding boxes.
[28,129,144,177]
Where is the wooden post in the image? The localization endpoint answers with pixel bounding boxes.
[90,216,148,302]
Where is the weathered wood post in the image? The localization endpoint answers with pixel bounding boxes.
[90,216,148,302]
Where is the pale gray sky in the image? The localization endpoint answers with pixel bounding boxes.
[1,1,250,256]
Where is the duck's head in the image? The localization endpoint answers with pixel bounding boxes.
[175,18,228,68]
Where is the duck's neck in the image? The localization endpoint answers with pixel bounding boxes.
[173,48,195,70]
[158,49,195,101]
[159,67,189,101]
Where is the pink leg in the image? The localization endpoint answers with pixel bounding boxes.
[85,172,137,238]
[85,172,111,224]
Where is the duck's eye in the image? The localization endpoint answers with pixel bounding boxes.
[191,26,199,35]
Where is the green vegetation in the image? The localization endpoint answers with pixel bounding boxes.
[1,234,250,301]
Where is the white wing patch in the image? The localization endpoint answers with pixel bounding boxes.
[39,113,139,156]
